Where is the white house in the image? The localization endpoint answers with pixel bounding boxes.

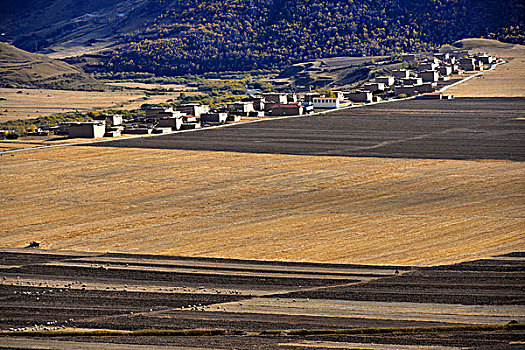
[313,97,340,108]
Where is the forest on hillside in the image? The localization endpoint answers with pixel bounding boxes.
[79,0,524,75]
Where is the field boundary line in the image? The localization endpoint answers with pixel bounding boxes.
[1,322,523,338]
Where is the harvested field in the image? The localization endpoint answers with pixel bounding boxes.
[213,298,523,324]
[1,143,524,265]
[446,41,525,98]
[0,250,523,349]
[94,98,525,161]
[0,138,71,151]
[0,88,175,122]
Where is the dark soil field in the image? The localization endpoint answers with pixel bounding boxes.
[91,98,525,161]
[0,249,523,349]
[278,254,525,306]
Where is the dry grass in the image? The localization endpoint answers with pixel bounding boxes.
[0,138,85,152]
[105,82,199,92]
[1,146,523,266]
[0,42,103,91]
[446,42,525,97]
[0,88,177,122]
[211,298,525,325]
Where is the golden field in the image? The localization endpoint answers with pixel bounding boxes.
[1,146,523,266]
[446,40,525,97]
[0,87,177,122]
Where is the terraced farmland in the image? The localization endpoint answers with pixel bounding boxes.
[0,250,523,349]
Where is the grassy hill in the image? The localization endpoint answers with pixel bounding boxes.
[0,42,103,90]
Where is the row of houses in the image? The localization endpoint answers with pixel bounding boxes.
[57,49,498,139]
[377,50,497,97]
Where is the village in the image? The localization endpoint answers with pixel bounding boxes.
[5,49,499,139]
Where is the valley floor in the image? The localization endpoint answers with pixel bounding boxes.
[1,99,524,265]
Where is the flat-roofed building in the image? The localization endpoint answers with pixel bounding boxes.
[93,113,123,126]
[438,65,453,76]
[201,112,228,125]
[145,106,169,119]
[243,96,265,111]
[459,57,483,71]
[69,121,106,139]
[418,61,439,71]
[104,129,122,137]
[419,70,439,83]
[402,77,423,86]
[157,117,183,131]
[475,53,494,65]
[271,103,304,116]
[157,110,184,119]
[419,92,443,100]
[227,101,255,114]
[394,85,418,96]
[346,90,373,103]
[263,93,287,104]
[313,97,340,108]
[451,49,470,58]
[176,103,209,117]
[434,52,450,62]
[363,82,385,93]
[376,76,394,86]
[416,82,436,93]
[146,107,185,120]
[392,69,410,80]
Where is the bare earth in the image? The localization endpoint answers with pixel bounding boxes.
[446,41,525,97]
[1,146,523,266]
[0,250,522,349]
[0,88,177,122]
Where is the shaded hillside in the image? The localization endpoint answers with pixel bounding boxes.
[101,0,525,75]
[276,56,401,90]
[1,0,524,75]
[0,43,103,90]
[0,0,161,57]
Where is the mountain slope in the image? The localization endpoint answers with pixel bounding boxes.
[0,0,162,56]
[1,0,524,75]
[101,0,525,75]
[0,43,103,90]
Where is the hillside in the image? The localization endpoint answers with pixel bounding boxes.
[0,0,162,57]
[1,0,524,76]
[0,43,103,90]
[276,56,401,90]
[93,0,525,75]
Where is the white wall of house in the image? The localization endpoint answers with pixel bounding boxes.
[313,97,340,108]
